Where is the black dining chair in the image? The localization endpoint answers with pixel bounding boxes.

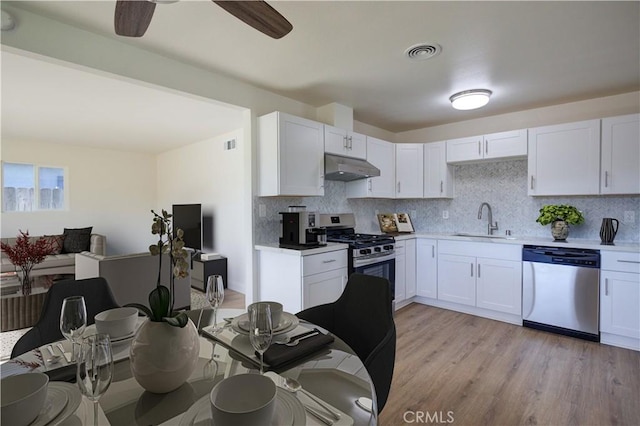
[11,277,119,358]
[295,273,396,413]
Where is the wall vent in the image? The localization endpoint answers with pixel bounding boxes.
[224,139,236,150]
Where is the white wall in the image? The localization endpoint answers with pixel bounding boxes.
[1,140,157,254]
[156,129,250,295]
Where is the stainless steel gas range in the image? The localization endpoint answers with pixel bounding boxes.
[319,213,396,299]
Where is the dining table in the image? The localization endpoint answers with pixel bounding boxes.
[1,308,378,425]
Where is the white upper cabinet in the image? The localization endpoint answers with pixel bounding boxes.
[395,143,424,198]
[483,129,528,160]
[600,114,640,195]
[446,135,482,163]
[528,119,601,196]
[258,111,325,197]
[324,125,367,159]
[346,136,395,198]
[446,129,527,163]
[423,141,454,198]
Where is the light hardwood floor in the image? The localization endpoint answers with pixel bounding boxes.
[379,303,640,426]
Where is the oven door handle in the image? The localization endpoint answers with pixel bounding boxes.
[353,253,396,268]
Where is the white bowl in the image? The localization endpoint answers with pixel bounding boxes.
[210,374,276,426]
[95,307,138,338]
[248,301,283,328]
[1,372,49,426]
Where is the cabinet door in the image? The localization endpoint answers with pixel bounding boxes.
[483,129,527,160]
[280,115,325,196]
[303,268,347,310]
[258,112,324,196]
[324,125,349,156]
[601,114,640,195]
[476,258,522,315]
[369,138,396,197]
[347,131,367,159]
[395,143,424,198]
[437,254,476,306]
[416,238,437,298]
[601,270,640,339]
[528,119,601,196]
[405,239,417,298]
[446,135,483,163]
[395,243,406,301]
[424,141,453,198]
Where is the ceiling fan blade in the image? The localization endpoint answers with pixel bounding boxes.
[213,1,293,39]
[115,0,157,37]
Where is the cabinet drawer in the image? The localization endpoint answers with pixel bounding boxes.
[602,251,640,273]
[303,250,347,276]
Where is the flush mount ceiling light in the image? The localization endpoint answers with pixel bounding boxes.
[449,89,492,110]
[1,10,15,31]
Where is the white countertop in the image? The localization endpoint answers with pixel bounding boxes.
[392,232,640,252]
[255,242,349,256]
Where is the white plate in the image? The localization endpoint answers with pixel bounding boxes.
[30,385,69,426]
[84,319,142,342]
[231,312,299,336]
[42,382,82,426]
[179,388,305,426]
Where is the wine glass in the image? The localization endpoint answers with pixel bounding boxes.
[249,303,273,375]
[60,296,87,361]
[76,333,113,426]
[206,275,225,334]
[203,340,219,380]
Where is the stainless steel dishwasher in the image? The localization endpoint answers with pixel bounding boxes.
[522,245,600,341]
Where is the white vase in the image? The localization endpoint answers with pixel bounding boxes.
[129,318,200,394]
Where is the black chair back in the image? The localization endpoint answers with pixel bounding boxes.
[296,273,396,413]
[11,277,119,358]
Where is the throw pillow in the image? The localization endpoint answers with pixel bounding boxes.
[62,227,93,253]
[43,234,66,254]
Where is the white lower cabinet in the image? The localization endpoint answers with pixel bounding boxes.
[304,268,348,309]
[395,238,417,309]
[475,257,522,315]
[437,240,522,322]
[416,238,437,298]
[438,253,476,306]
[405,239,417,299]
[257,246,347,313]
[600,250,640,351]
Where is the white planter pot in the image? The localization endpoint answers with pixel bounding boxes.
[129,318,200,393]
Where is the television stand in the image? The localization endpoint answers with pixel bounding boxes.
[191,255,227,292]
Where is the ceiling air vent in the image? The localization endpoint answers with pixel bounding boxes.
[404,43,442,61]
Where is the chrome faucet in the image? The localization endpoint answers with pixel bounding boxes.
[478,202,499,235]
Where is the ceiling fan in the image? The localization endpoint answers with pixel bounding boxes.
[114,0,293,39]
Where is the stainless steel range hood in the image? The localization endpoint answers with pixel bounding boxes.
[324,154,380,182]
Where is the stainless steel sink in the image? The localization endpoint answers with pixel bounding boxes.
[451,232,517,240]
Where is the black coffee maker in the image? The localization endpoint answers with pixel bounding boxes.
[279,211,324,249]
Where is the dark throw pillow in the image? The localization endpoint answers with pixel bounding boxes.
[43,234,66,255]
[62,227,93,253]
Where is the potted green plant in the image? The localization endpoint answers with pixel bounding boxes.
[536,204,585,241]
[127,209,200,394]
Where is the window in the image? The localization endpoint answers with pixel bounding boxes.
[2,162,66,212]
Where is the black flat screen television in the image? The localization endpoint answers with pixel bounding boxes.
[172,204,202,251]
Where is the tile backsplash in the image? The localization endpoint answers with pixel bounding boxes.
[255,159,640,244]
